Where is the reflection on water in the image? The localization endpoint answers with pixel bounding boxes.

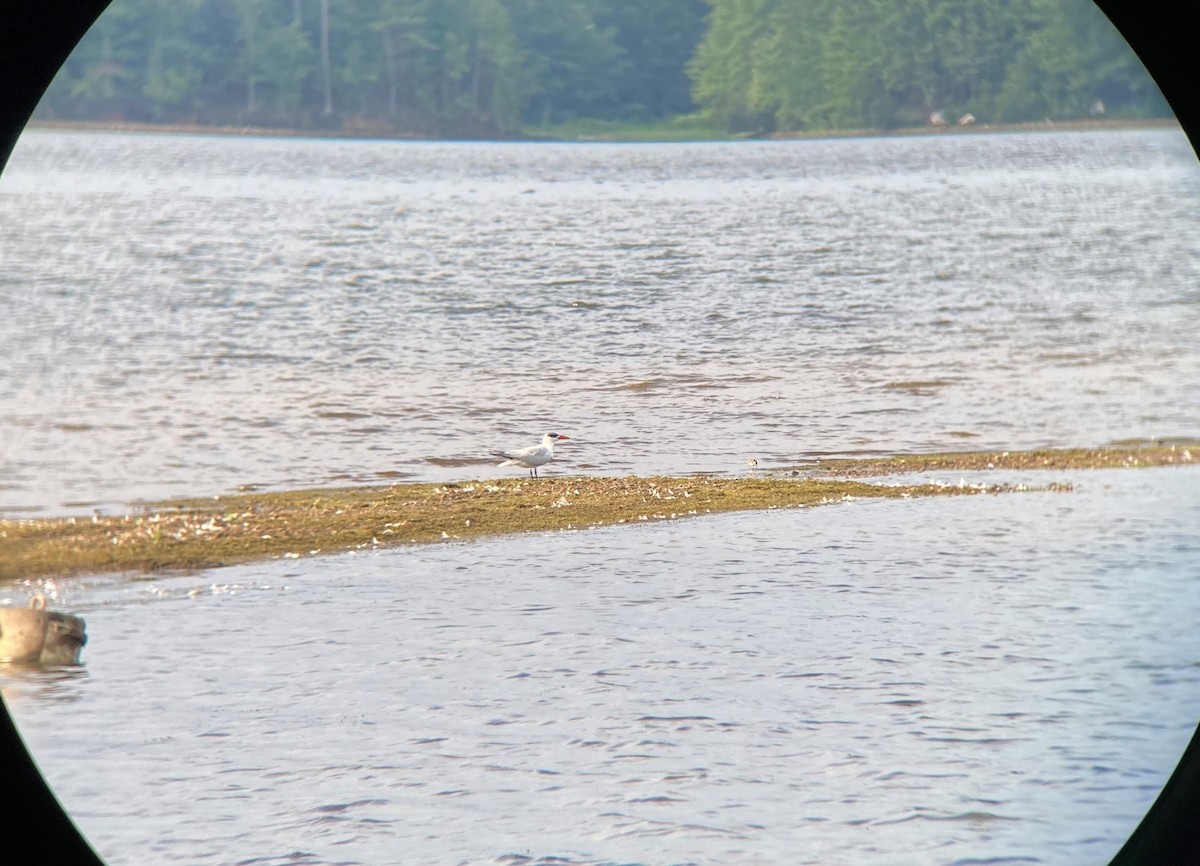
[1,130,1199,514]
[5,467,1199,865]
[0,664,89,704]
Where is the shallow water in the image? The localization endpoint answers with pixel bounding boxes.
[4,466,1199,865]
[2,128,1200,865]
[1,130,1199,514]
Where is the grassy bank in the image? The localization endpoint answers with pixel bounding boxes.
[4,441,1195,582]
[25,116,1178,144]
[521,115,732,141]
[525,115,1179,143]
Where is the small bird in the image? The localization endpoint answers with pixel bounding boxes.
[491,432,570,478]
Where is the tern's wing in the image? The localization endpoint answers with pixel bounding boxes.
[494,444,540,461]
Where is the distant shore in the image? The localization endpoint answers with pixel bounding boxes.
[23,116,1181,144]
[759,116,1181,141]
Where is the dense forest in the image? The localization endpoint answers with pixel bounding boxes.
[34,0,1170,137]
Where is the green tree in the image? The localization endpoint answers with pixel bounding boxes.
[689,0,1168,132]
[753,0,835,130]
[998,0,1166,120]
[226,0,312,117]
[505,0,622,125]
[39,0,144,117]
[688,0,778,131]
[139,0,209,117]
[591,0,709,120]
[817,0,884,129]
[373,0,434,120]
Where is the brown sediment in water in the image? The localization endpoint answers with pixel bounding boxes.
[0,442,1194,582]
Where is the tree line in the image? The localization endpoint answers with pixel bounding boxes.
[692,0,1169,131]
[35,0,1169,136]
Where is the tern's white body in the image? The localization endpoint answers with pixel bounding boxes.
[492,432,568,478]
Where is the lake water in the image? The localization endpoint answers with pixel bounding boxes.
[1,129,1199,513]
[1,128,1199,865]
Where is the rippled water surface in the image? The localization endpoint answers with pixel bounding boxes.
[4,468,1200,865]
[2,129,1200,865]
[2,129,1199,513]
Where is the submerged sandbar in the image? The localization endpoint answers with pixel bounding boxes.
[0,442,1194,582]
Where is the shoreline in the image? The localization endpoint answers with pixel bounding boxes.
[1,442,1193,582]
[23,116,1180,144]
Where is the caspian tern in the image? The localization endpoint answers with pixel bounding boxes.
[491,432,570,478]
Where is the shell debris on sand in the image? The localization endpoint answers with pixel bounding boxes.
[2,442,1194,582]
